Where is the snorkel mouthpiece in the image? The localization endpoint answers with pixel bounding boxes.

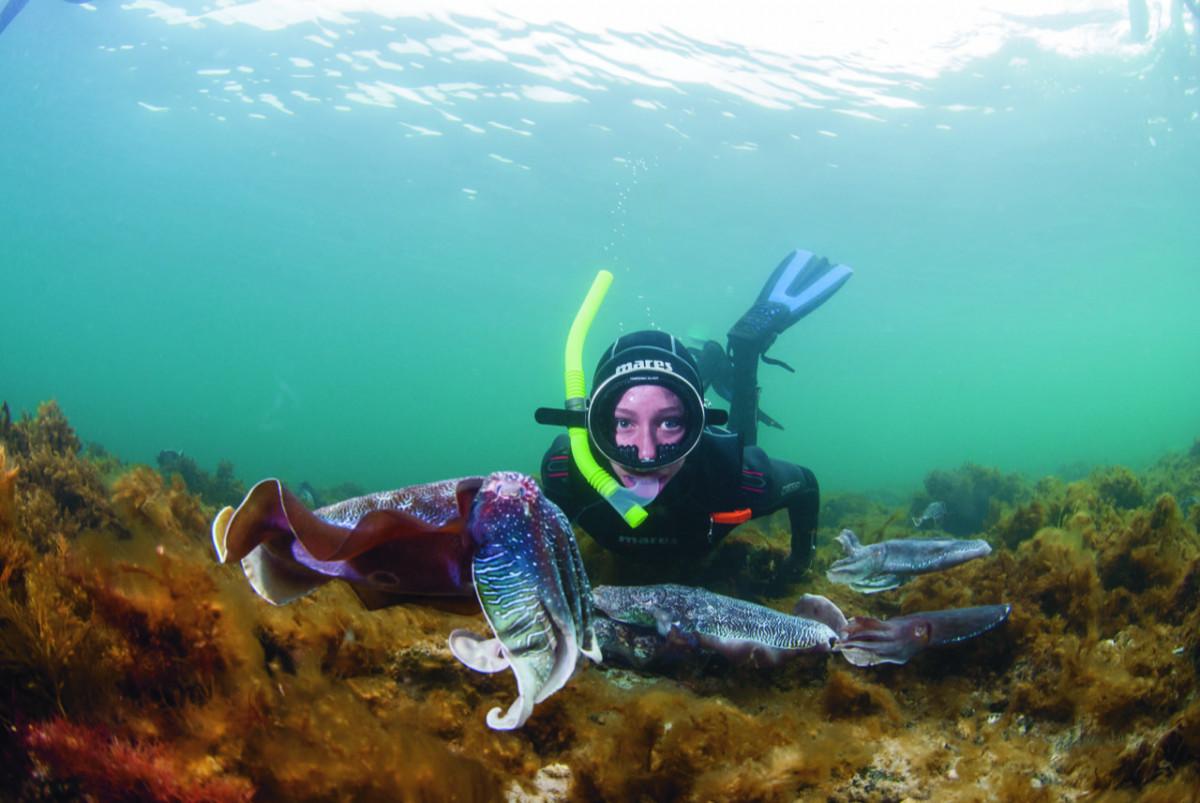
[564,271,649,527]
[626,475,661,500]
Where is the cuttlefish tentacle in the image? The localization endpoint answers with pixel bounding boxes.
[456,471,597,730]
[826,529,993,594]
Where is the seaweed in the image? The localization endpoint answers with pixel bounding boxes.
[917,461,1028,535]
[1,401,117,551]
[0,445,17,534]
[1092,465,1146,510]
[992,499,1046,550]
[23,718,255,803]
[821,669,901,721]
[4,399,1200,801]
[112,466,209,544]
[156,451,246,510]
[1142,436,1200,512]
[0,534,115,718]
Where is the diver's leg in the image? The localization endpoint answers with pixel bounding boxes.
[726,249,852,446]
[727,337,763,445]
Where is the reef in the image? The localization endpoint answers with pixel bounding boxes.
[2,400,1199,801]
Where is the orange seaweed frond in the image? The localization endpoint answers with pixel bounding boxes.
[0,445,18,533]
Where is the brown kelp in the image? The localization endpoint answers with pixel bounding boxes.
[2,400,1199,800]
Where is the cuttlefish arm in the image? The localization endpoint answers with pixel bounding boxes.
[835,604,1012,667]
[826,529,993,594]
[448,472,599,730]
[592,584,838,667]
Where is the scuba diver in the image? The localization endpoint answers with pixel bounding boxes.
[536,250,851,578]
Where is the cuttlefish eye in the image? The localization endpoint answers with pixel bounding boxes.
[368,570,401,589]
[487,473,527,498]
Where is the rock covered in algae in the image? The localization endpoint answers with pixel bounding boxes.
[2,400,1200,801]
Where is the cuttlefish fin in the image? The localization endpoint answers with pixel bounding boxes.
[850,575,905,594]
[238,528,331,605]
[213,478,474,607]
[214,478,466,566]
[213,490,329,604]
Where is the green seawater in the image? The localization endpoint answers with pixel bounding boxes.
[1,2,1198,498]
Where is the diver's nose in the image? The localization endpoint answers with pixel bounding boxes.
[634,429,657,461]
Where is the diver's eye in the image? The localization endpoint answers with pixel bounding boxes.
[661,417,684,431]
[615,418,633,430]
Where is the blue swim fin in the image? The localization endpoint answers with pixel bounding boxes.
[727,249,852,352]
[0,0,32,36]
[725,249,851,444]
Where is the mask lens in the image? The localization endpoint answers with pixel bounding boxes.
[593,380,699,472]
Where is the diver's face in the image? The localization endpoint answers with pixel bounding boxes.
[609,384,686,492]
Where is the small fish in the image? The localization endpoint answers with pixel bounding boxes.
[912,501,947,529]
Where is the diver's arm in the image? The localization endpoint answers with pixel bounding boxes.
[743,448,820,574]
[776,459,820,574]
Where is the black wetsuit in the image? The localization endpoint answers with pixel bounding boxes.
[540,429,819,569]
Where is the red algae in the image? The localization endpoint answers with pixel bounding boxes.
[24,718,254,803]
[3,400,1200,801]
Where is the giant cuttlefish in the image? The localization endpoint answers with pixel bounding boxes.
[211,470,599,730]
[592,584,839,667]
[826,528,993,593]
[593,584,1011,669]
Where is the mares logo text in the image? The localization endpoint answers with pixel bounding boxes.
[614,359,673,375]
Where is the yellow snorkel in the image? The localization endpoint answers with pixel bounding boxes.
[563,271,649,527]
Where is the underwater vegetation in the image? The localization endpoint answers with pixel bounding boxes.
[156,450,247,510]
[2,399,1199,801]
[912,462,1027,536]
